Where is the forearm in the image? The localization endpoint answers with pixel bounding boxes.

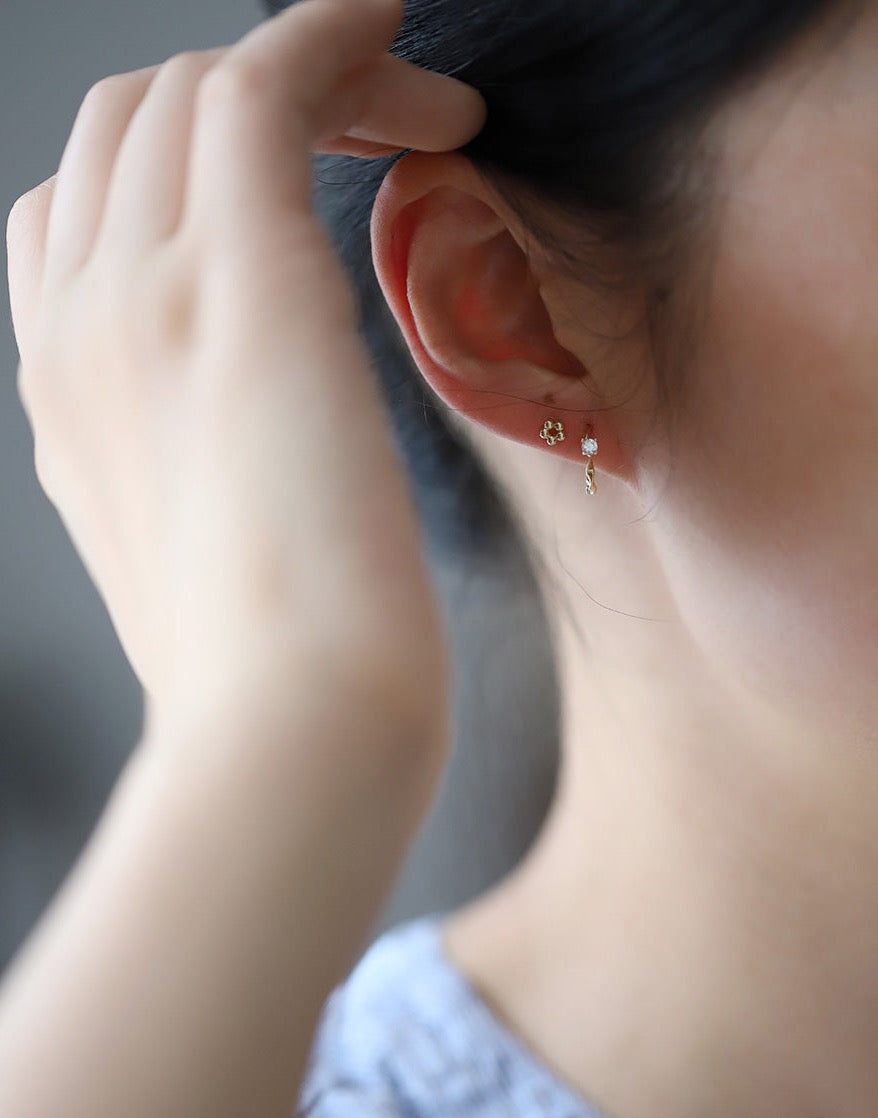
[0,690,436,1118]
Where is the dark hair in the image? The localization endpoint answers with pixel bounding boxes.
[262,0,853,567]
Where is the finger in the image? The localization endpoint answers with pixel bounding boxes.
[315,53,488,155]
[182,0,410,245]
[44,65,161,283]
[6,174,57,366]
[313,137,405,159]
[96,49,227,256]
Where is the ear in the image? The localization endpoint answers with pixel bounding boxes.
[370,150,635,483]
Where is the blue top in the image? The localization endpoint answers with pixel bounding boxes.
[297,913,611,1117]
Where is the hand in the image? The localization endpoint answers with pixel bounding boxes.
[6,0,486,736]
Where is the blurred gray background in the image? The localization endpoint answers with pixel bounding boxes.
[0,0,559,974]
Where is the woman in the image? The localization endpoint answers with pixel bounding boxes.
[2,0,874,1114]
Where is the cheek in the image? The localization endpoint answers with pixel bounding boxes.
[645,200,878,741]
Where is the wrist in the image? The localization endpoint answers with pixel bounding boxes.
[146,636,449,761]
[141,645,451,827]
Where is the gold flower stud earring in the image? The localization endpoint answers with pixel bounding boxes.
[540,419,566,447]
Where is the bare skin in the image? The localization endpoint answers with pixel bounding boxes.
[370,2,878,1115]
[0,2,484,1115]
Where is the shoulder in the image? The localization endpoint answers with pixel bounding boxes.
[297,913,613,1118]
[298,914,458,1116]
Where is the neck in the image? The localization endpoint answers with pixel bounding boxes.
[445,603,878,1118]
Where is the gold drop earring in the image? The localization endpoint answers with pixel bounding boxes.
[581,423,599,496]
[540,419,599,497]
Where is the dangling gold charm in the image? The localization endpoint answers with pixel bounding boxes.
[582,425,599,496]
[540,419,566,447]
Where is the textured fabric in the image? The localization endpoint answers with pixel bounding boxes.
[296,913,611,1117]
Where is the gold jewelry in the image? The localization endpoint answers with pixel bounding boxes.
[582,424,599,496]
[540,418,599,496]
[540,419,565,447]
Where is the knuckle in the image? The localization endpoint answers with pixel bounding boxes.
[83,72,130,107]
[6,192,34,243]
[198,57,266,109]
[167,49,203,70]
[161,50,209,82]
[17,361,51,446]
[32,439,49,489]
[16,360,32,411]
[16,334,52,409]
[32,437,62,502]
[7,174,56,241]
